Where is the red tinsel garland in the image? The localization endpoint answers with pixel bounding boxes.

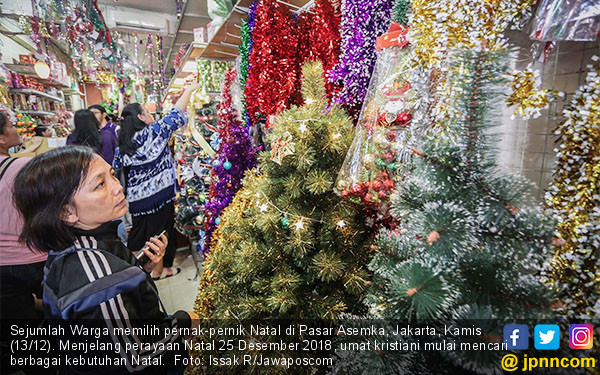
[310,0,342,100]
[245,0,300,127]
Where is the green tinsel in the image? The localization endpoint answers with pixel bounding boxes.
[239,20,251,119]
[392,0,411,26]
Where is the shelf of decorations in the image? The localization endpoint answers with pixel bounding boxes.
[5,63,69,89]
[9,88,63,102]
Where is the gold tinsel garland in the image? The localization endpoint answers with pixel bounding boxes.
[545,57,600,319]
[507,67,559,120]
[408,0,537,125]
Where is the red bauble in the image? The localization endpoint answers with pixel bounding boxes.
[372,180,382,191]
[178,158,185,165]
[341,189,349,199]
[378,191,387,199]
[364,193,373,203]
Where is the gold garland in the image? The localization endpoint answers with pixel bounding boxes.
[546,58,600,319]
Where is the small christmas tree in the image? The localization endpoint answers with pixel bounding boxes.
[203,67,257,254]
[335,48,557,374]
[546,59,600,319]
[189,61,375,374]
[174,101,218,246]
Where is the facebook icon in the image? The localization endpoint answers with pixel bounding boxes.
[504,325,529,350]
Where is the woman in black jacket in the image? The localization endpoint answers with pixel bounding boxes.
[13,145,199,374]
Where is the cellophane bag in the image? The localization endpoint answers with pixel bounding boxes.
[531,0,600,41]
[336,24,422,212]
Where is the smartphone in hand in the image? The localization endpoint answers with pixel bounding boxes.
[135,230,167,268]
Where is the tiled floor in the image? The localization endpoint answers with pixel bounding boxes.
[154,249,203,313]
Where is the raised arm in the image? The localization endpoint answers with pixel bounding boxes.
[175,82,201,111]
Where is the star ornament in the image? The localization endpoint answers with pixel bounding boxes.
[299,122,307,133]
[259,203,268,212]
[336,219,346,229]
[294,219,305,231]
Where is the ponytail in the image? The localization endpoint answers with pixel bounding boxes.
[118,103,146,156]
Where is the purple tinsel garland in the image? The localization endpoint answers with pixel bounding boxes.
[203,69,257,254]
[329,0,392,113]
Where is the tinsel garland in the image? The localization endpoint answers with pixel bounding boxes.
[329,0,393,117]
[244,0,300,126]
[407,0,537,126]
[545,58,600,319]
[239,1,258,127]
[203,67,257,254]
[309,0,342,100]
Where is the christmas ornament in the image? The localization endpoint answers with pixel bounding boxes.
[280,217,290,229]
[223,161,232,170]
[270,131,295,165]
[336,24,419,213]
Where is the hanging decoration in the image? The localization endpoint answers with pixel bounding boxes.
[203,67,257,254]
[329,0,393,118]
[239,1,259,127]
[244,0,300,127]
[309,0,343,101]
[336,23,417,214]
[545,57,600,320]
[506,66,562,120]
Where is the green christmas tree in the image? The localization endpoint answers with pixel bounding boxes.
[333,48,557,375]
[189,61,375,375]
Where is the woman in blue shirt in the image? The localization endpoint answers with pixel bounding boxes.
[114,82,199,280]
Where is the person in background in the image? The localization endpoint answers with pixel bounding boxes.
[114,82,200,280]
[89,104,118,165]
[66,109,103,153]
[13,145,199,374]
[0,112,47,321]
[33,125,52,137]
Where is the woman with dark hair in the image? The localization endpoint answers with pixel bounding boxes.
[0,111,47,325]
[13,145,199,374]
[66,109,102,152]
[114,82,199,280]
[89,104,118,164]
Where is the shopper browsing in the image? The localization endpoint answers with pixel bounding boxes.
[89,104,118,165]
[13,145,200,374]
[114,82,200,280]
[0,111,47,322]
[66,109,103,153]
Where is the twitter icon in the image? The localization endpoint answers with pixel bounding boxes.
[535,324,560,350]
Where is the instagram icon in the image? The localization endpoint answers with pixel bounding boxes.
[569,324,593,349]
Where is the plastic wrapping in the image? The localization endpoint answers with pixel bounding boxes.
[336,25,422,210]
[531,0,600,41]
